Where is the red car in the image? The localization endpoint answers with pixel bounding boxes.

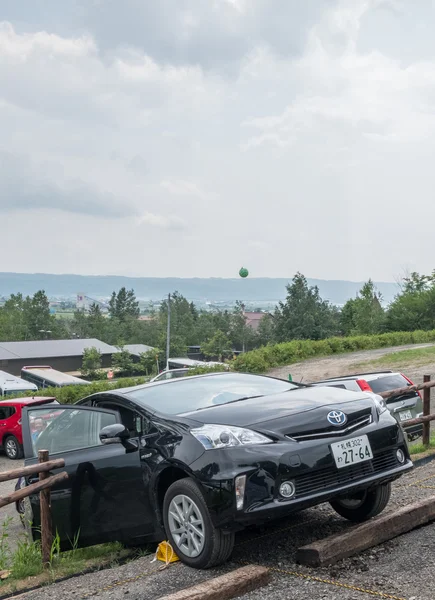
[0,397,58,459]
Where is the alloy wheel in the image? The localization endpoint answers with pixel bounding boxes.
[167,494,205,558]
[5,439,17,459]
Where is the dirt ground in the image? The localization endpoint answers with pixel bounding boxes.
[0,454,25,552]
[17,458,435,600]
[267,343,435,384]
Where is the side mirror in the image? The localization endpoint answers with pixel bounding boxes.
[99,424,130,444]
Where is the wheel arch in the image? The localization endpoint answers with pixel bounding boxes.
[154,465,194,525]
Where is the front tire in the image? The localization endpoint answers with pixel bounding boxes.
[330,482,391,523]
[163,478,235,569]
[4,436,23,460]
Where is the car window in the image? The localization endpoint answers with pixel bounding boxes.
[368,375,413,394]
[127,373,298,415]
[97,402,143,438]
[0,407,15,420]
[28,407,117,457]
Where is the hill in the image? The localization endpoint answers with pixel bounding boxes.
[0,273,400,306]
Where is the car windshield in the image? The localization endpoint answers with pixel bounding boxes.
[126,373,297,415]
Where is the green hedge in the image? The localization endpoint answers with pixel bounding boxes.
[232,330,435,374]
[18,376,150,404]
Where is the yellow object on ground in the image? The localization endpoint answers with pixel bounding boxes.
[155,541,179,566]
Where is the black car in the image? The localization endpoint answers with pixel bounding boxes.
[18,372,412,569]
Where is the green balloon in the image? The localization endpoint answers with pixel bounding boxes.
[239,267,249,278]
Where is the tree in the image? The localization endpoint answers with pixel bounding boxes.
[256,313,276,346]
[385,272,435,332]
[22,290,51,339]
[202,331,233,361]
[274,273,340,341]
[87,303,106,339]
[138,349,163,376]
[229,301,256,351]
[341,280,385,335]
[82,347,102,378]
[112,348,136,375]
[109,288,140,321]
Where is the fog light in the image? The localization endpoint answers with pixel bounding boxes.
[279,481,296,499]
[235,475,246,511]
[396,448,405,464]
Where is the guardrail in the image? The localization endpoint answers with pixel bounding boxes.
[0,450,68,567]
[378,374,434,447]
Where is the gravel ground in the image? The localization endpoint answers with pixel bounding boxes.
[267,343,435,384]
[0,454,24,552]
[13,458,435,600]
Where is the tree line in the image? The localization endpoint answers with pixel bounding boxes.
[0,271,433,365]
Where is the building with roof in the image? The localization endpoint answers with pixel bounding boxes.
[243,311,269,331]
[123,344,155,357]
[0,339,119,376]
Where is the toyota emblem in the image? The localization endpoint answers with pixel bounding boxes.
[327,410,347,426]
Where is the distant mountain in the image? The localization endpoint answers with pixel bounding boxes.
[0,273,400,306]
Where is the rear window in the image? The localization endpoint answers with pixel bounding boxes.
[369,374,415,395]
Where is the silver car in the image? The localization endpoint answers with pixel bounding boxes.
[311,371,423,441]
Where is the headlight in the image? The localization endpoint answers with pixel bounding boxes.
[190,424,273,450]
[373,394,387,415]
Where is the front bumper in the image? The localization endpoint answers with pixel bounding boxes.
[190,418,413,531]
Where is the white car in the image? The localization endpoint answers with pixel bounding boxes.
[150,368,190,383]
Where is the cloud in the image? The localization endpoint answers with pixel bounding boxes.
[0,151,131,217]
[2,1,435,280]
[160,179,213,201]
[137,212,186,230]
[0,1,332,71]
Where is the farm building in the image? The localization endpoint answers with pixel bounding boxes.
[0,339,155,376]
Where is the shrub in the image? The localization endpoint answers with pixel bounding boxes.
[232,329,435,373]
[17,376,150,404]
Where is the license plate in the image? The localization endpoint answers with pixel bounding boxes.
[331,435,373,469]
[399,410,412,422]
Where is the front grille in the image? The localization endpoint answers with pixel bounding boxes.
[293,450,399,498]
[287,408,373,441]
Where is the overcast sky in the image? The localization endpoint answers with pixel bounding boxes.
[1,0,435,281]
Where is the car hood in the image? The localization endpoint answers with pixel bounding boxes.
[181,386,375,432]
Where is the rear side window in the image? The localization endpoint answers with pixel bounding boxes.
[0,407,16,420]
[369,375,414,394]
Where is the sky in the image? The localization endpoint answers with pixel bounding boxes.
[1,0,435,281]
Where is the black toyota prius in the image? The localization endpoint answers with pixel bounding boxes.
[18,372,413,569]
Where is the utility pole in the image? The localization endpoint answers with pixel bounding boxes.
[166,293,171,370]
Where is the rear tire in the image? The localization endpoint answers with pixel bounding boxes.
[4,436,23,460]
[330,483,391,522]
[163,478,235,569]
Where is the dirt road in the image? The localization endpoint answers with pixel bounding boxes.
[268,343,435,383]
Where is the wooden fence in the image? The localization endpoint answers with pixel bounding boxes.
[378,374,434,447]
[0,450,68,566]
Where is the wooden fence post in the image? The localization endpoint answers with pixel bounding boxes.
[38,450,52,568]
[423,375,431,447]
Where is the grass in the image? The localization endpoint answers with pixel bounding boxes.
[409,434,435,456]
[0,530,140,595]
[355,345,435,371]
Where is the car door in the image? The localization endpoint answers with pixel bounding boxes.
[21,404,152,550]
